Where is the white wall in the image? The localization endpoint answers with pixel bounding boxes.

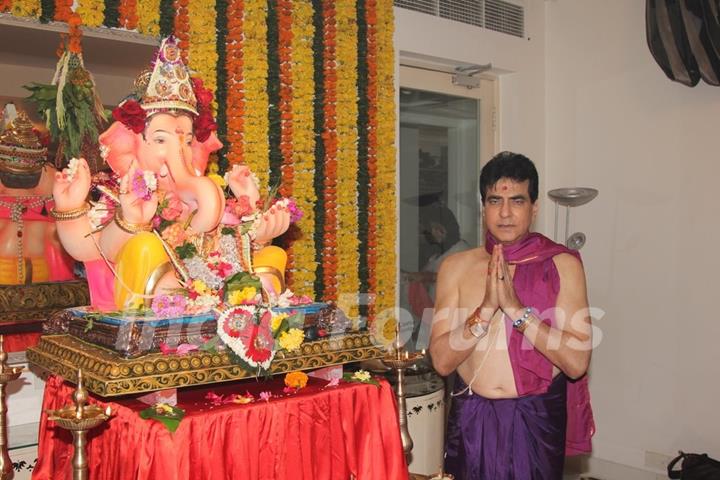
[546,0,720,475]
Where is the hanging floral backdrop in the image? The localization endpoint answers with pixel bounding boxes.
[2,0,397,325]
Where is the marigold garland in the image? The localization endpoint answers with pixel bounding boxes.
[173,0,190,62]
[136,0,160,36]
[374,0,396,324]
[76,0,104,27]
[11,0,40,17]
[320,0,338,302]
[335,0,360,318]
[288,0,317,297]
[224,0,245,168]
[242,0,270,188]
[118,0,138,30]
[365,0,379,320]
[356,0,370,320]
[187,0,218,111]
[277,0,295,283]
[67,12,83,54]
[53,0,72,22]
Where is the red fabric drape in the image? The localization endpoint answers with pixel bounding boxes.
[33,375,409,480]
[3,332,42,352]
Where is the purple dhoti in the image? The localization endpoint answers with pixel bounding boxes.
[444,375,568,480]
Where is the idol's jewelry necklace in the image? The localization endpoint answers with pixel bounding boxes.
[0,195,52,283]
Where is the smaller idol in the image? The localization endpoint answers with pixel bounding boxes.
[0,104,75,285]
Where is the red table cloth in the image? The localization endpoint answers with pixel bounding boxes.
[32,374,409,480]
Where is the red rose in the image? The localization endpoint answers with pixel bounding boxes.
[194,111,217,143]
[112,100,146,134]
[191,77,214,108]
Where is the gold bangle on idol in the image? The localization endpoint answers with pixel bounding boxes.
[114,209,153,234]
[49,203,91,221]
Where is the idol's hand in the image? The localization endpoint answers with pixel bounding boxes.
[118,163,159,225]
[497,245,524,316]
[227,164,260,210]
[53,157,91,211]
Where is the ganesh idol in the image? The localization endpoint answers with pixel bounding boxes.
[0,105,75,284]
[51,37,291,312]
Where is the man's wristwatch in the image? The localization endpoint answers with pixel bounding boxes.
[512,306,533,333]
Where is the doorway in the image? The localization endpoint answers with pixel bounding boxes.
[398,64,496,350]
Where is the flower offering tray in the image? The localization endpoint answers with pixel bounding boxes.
[27,331,383,397]
[43,303,351,358]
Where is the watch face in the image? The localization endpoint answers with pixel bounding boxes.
[470,322,486,338]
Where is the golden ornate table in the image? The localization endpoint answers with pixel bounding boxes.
[27,332,383,397]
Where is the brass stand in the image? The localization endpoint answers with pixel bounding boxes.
[46,370,112,480]
[381,347,424,462]
[0,336,22,480]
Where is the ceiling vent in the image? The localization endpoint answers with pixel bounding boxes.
[395,0,525,38]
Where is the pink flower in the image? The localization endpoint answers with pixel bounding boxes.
[225,196,254,218]
[327,378,340,387]
[161,196,184,221]
[259,391,272,402]
[205,392,225,406]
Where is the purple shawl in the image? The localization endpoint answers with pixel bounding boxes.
[485,231,595,455]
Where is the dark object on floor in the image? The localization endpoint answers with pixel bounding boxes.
[668,450,720,479]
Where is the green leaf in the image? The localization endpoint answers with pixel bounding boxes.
[285,312,305,329]
[342,372,380,387]
[200,335,220,352]
[138,404,185,433]
[221,227,235,236]
[175,242,198,260]
[83,317,94,333]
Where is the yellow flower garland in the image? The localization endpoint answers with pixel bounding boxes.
[335,0,360,318]
[136,0,161,37]
[187,0,218,112]
[11,0,40,17]
[288,0,317,297]
[242,0,270,188]
[76,0,104,28]
[374,0,397,321]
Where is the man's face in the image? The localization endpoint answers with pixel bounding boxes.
[483,178,538,244]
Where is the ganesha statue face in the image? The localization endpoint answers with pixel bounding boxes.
[99,113,225,233]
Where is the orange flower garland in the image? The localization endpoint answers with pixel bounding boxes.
[321,0,338,302]
[225,0,245,166]
[53,0,72,21]
[119,0,138,30]
[174,0,190,62]
[365,0,378,319]
[68,12,83,54]
[278,0,295,280]
[0,1,11,13]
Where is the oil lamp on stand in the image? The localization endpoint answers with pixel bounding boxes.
[0,336,23,480]
[45,369,112,480]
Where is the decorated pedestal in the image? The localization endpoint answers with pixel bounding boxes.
[27,331,382,397]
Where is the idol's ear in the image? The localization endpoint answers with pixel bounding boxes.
[190,131,223,176]
[98,122,141,177]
